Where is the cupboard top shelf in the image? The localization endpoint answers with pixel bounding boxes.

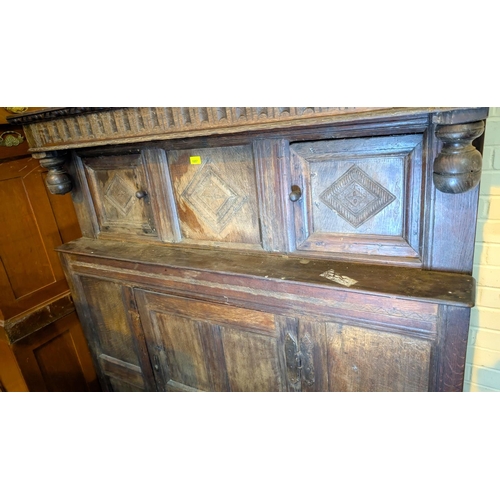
[57,237,475,307]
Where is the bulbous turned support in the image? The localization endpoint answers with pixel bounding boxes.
[433,120,485,194]
[32,151,72,195]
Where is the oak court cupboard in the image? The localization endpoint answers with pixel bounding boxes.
[8,107,488,392]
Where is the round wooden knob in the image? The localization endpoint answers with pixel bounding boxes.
[289,186,302,202]
[135,190,148,199]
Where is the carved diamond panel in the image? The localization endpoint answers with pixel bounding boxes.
[105,174,136,216]
[181,163,246,234]
[320,166,396,228]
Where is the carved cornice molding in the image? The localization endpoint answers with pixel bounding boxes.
[11,107,488,196]
[6,107,115,125]
[17,107,385,151]
[11,107,483,153]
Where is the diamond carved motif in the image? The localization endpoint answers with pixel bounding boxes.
[181,163,246,234]
[105,174,136,216]
[319,166,396,228]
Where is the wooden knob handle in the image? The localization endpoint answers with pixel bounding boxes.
[289,185,302,202]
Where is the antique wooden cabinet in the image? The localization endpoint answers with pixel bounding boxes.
[9,107,488,392]
[0,108,99,392]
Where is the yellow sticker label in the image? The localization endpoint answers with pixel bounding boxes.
[190,156,202,165]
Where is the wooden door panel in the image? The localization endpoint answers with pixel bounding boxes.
[82,153,157,238]
[326,324,431,391]
[81,277,141,365]
[143,292,276,336]
[31,328,89,392]
[221,326,286,392]
[135,290,288,392]
[98,354,146,391]
[154,313,212,391]
[76,276,154,391]
[289,135,424,265]
[109,379,144,392]
[80,150,179,242]
[0,157,68,318]
[167,145,262,250]
[11,312,99,392]
[0,337,29,392]
[0,176,55,298]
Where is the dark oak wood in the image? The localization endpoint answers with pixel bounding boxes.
[167,145,262,250]
[289,135,424,265]
[429,305,472,391]
[56,238,475,307]
[15,107,487,391]
[63,273,155,391]
[10,107,486,153]
[32,151,72,195]
[253,139,293,252]
[326,323,431,392]
[45,110,484,273]
[433,121,485,194]
[423,122,482,273]
[81,153,159,239]
[135,290,287,392]
[57,237,475,392]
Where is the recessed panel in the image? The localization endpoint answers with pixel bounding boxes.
[326,324,431,392]
[168,146,262,249]
[154,313,212,392]
[0,177,55,298]
[33,331,88,392]
[313,160,403,235]
[290,135,424,264]
[136,290,286,392]
[79,277,140,366]
[221,327,285,392]
[82,154,158,239]
[98,169,149,223]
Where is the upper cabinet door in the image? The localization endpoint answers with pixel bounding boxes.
[78,149,180,242]
[289,135,425,266]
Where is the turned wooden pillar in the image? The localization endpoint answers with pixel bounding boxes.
[32,151,72,195]
[433,120,485,194]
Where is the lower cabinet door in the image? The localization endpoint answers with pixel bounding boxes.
[297,319,433,392]
[74,276,435,392]
[75,276,156,392]
[135,290,292,392]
